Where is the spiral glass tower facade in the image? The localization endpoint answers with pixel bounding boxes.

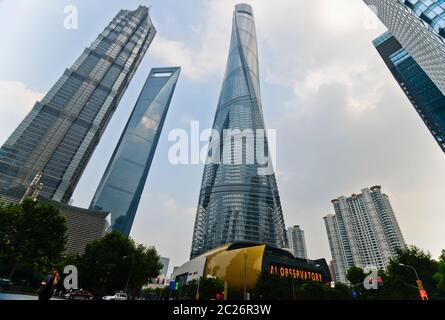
[90,67,181,236]
[190,4,287,259]
[0,6,156,203]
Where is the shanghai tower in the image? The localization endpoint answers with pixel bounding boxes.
[190,4,287,259]
[0,6,156,203]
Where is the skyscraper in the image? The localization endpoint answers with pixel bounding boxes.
[0,6,156,203]
[190,4,287,259]
[374,31,445,153]
[286,225,307,259]
[90,67,180,236]
[324,186,405,283]
[363,0,445,95]
[398,0,445,40]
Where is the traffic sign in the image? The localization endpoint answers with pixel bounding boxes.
[416,280,424,290]
[352,289,358,298]
[419,289,429,300]
[169,281,177,291]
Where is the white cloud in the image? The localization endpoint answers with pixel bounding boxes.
[2,0,443,268]
[144,0,445,260]
[0,80,43,144]
[150,1,233,82]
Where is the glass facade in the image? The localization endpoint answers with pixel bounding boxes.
[0,6,156,203]
[364,0,445,95]
[374,31,445,153]
[90,67,180,236]
[399,0,445,40]
[190,4,287,259]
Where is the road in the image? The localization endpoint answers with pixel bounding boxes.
[0,292,63,300]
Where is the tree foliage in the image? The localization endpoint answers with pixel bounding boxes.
[346,266,368,287]
[178,277,225,300]
[433,250,445,292]
[253,272,351,300]
[0,199,67,280]
[345,246,445,300]
[78,231,162,296]
[383,246,439,299]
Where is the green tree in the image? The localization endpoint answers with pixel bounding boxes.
[0,199,67,281]
[199,277,224,300]
[297,281,328,300]
[346,266,386,299]
[179,277,224,300]
[179,279,198,300]
[346,266,368,298]
[328,283,352,300]
[346,266,367,287]
[79,231,162,296]
[253,272,292,300]
[383,246,438,299]
[433,250,445,295]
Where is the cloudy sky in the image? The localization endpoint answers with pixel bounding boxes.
[1,0,444,275]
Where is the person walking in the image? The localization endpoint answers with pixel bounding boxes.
[38,270,60,301]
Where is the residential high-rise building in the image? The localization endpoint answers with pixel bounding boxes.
[373,31,445,153]
[0,6,156,203]
[90,67,180,236]
[286,225,307,259]
[363,0,445,95]
[190,4,287,259]
[324,186,405,283]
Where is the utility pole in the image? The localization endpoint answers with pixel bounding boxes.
[399,263,429,300]
[124,255,135,297]
[195,277,200,300]
[243,250,247,300]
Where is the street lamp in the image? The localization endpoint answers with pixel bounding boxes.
[195,277,200,300]
[123,255,135,295]
[243,250,247,300]
[399,263,420,281]
[399,263,429,300]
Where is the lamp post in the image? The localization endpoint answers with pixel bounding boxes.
[243,250,247,300]
[399,263,428,300]
[195,276,201,300]
[123,255,135,296]
[399,263,420,281]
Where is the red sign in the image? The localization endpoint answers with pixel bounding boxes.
[419,289,429,300]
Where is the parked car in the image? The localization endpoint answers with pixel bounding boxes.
[0,277,13,290]
[102,292,127,300]
[63,289,94,300]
